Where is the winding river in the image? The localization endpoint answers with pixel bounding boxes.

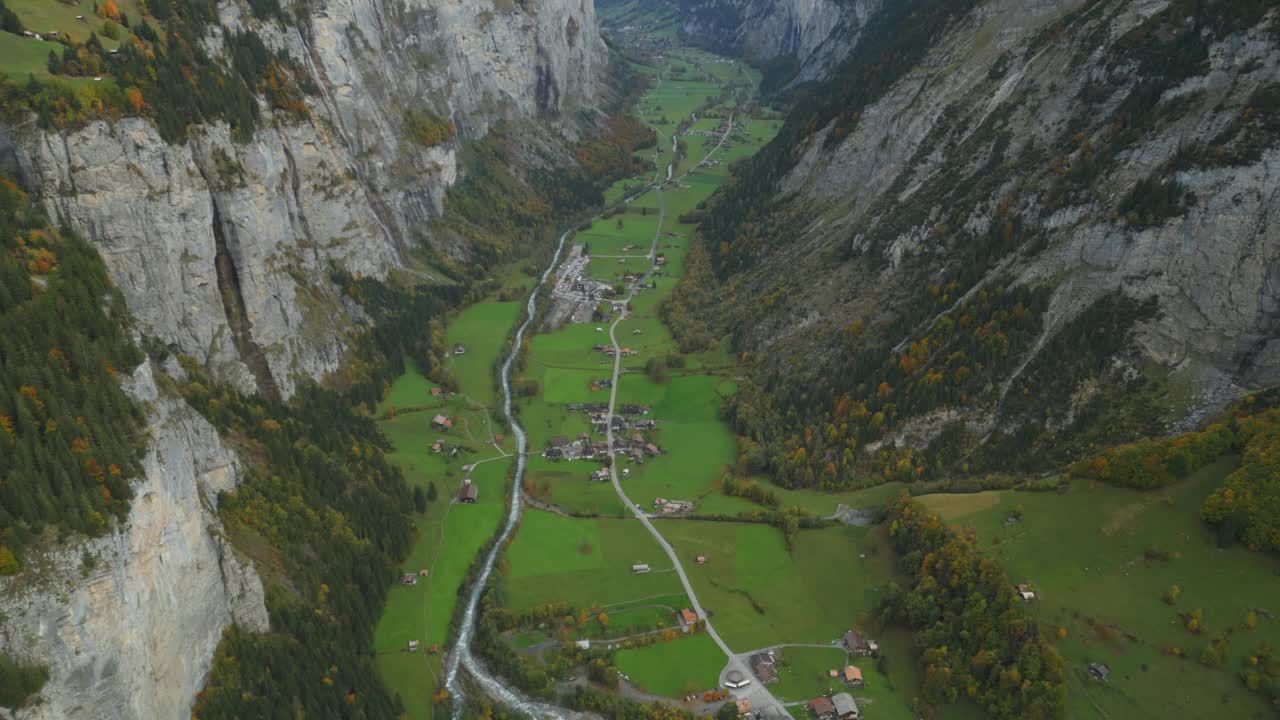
[443,82,688,717]
[443,227,578,720]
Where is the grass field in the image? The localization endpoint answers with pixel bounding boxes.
[373,457,511,720]
[377,360,440,414]
[0,31,63,76]
[614,633,727,697]
[372,361,516,719]
[477,34,938,716]
[447,300,521,407]
[655,522,895,649]
[2,0,145,52]
[918,460,1280,720]
[768,646,849,701]
[504,510,688,611]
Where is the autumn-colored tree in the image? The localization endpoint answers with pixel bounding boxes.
[1186,608,1204,634]
[96,0,121,20]
[125,87,145,113]
[0,546,20,575]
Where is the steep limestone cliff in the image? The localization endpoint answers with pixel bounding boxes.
[623,0,880,85]
[691,0,1280,472]
[0,0,607,715]
[0,363,268,720]
[6,0,606,400]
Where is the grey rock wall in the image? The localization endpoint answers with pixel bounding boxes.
[0,363,268,720]
[699,0,1280,438]
[0,0,608,716]
[680,0,882,84]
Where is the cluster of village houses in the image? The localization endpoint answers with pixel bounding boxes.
[544,427,663,468]
[543,404,660,462]
[593,343,639,357]
[724,631,879,720]
[553,252,617,323]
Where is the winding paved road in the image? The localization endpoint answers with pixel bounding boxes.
[599,112,792,719]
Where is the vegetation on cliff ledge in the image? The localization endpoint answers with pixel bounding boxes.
[0,174,145,569]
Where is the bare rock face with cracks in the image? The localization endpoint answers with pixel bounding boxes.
[0,0,605,715]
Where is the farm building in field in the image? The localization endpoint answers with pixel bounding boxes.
[452,343,467,355]
[842,630,877,656]
[679,608,698,627]
[841,665,863,688]
[632,563,651,573]
[432,414,452,430]
[1017,583,1037,601]
[550,435,571,448]
[458,479,477,503]
[401,573,417,586]
[750,652,778,683]
[408,640,419,652]
[830,693,860,720]
[430,387,443,397]
[807,697,835,720]
[656,499,693,515]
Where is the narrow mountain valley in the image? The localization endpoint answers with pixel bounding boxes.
[0,0,1278,719]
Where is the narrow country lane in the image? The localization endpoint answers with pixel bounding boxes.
[600,113,792,720]
[442,82,762,720]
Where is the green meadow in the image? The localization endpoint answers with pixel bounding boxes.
[918,460,1280,720]
[2,0,147,51]
[656,522,894,650]
[504,510,687,611]
[446,300,521,407]
[371,34,804,718]
[373,457,510,720]
[378,360,440,413]
[768,646,849,701]
[0,32,64,76]
[614,633,727,697]
[373,358,514,719]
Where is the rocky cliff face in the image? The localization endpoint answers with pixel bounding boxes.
[677,0,881,84]
[694,0,1280,464]
[0,363,268,720]
[0,0,606,715]
[6,0,606,400]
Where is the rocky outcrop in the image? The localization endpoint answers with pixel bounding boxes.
[697,0,1280,445]
[678,0,882,84]
[13,119,395,399]
[6,0,606,400]
[0,363,268,720]
[0,1,606,716]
